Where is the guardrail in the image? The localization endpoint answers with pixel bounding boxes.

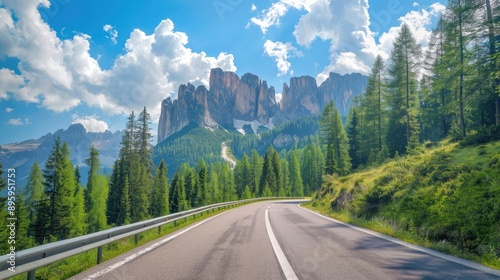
[0,197,305,279]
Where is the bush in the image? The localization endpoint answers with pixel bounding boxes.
[460,125,500,146]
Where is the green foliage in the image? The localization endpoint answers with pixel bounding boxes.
[320,101,352,175]
[87,175,108,233]
[150,160,169,217]
[312,140,500,266]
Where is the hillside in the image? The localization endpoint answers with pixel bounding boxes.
[153,117,319,177]
[307,140,500,268]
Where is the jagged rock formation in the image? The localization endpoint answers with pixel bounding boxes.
[157,68,368,143]
[280,75,320,117]
[158,83,215,143]
[318,72,369,116]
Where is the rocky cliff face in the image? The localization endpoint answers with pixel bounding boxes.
[280,75,320,117]
[318,72,368,116]
[158,83,214,142]
[158,68,279,143]
[157,68,368,143]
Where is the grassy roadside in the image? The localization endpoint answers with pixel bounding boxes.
[302,201,500,269]
[11,205,238,280]
[304,140,500,270]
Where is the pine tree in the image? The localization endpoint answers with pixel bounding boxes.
[170,170,188,213]
[234,154,252,198]
[196,158,209,206]
[259,146,281,196]
[359,55,387,164]
[320,101,352,175]
[85,146,100,211]
[116,175,131,225]
[346,97,362,169]
[129,154,150,222]
[150,160,169,217]
[87,175,108,233]
[249,149,263,195]
[106,160,120,225]
[386,23,421,155]
[24,162,45,228]
[70,183,87,237]
[289,150,304,197]
[44,140,77,240]
[15,192,32,250]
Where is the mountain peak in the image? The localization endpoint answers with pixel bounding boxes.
[158,68,368,143]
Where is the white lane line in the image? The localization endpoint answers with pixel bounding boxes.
[298,204,500,277]
[265,207,299,280]
[81,210,233,280]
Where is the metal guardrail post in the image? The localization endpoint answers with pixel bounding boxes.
[158,225,161,234]
[97,246,103,264]
[27,270,36,280]
[134,234,139,245]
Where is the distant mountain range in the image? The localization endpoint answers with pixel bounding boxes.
[158,68,368,143]
[0,124,122,188]
[2,69,368,187]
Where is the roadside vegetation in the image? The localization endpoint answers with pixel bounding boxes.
[306,140,500,269]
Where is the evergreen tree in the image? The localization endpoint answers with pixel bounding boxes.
[129,155,150,222]
[249,149,263,195]
[346,97,362,169]
[44,140,77,240]
[85,146,100,211]
[170,170,188,213]
[87,175,108,233]
[106,160,120,225]
[15,192,32,250]
[150,160,169,217]
[70,183,87,237]
[24,162,45,226]
[386,23,421,155]
[259,146,281,196]
[320,101,351,175]
[241,185,253,199]
[196,158,209,206]
[289,150,304,197]
[116,174,131,225]
[234,154,252,198]
[359,55,387,164]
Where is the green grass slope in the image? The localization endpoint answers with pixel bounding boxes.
[308,140,500,268]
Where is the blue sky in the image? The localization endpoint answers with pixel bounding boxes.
[0,0,446,144]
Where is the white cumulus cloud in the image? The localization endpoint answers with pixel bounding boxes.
[258,0,446,83]
[72,114,109,132]
[264,40,302,76]
[8,118,31,126]
[0,0,237,123]
[6,108,13,113]
[103,24,118,45]
[249,0,320,34]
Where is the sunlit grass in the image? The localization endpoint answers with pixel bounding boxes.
[306,139,500,270]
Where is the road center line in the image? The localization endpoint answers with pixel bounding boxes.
[81,210,234,280]
[265,207,299,280]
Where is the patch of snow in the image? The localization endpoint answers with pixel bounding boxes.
[233,118,274,135]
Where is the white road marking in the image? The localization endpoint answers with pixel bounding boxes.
[298,204,500,277]
[80,210,233,279]
[265,207,299,280]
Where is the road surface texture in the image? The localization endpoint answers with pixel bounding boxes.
[72,201,500,280]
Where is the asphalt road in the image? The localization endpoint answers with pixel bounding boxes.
[72,201,500,280]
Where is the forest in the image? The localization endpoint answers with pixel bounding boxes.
[0,0,498,263]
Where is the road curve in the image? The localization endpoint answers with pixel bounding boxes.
[72,201,500,280]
